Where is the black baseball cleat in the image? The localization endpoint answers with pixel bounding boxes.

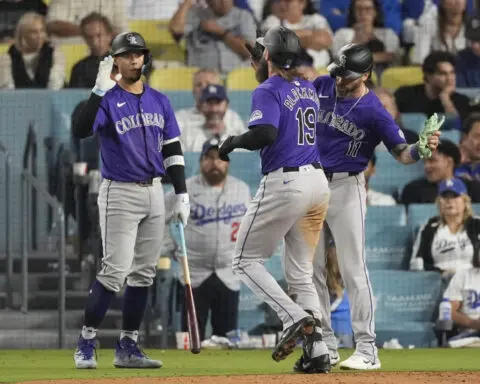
[272,316,315,362]
[294,353,331,374]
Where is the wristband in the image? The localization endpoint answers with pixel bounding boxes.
[92,87,106,97]
[410,144,421,161]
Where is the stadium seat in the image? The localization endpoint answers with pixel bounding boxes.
[127,20,175,45]
[227,90,253,123]
[58,44,89,83]
[440,130,461,144]
[366,205,407,226]
[370,270,442,347]
[400,113,427,134]
[149,67,199,91]
[407,203,437,230]
[457,87,480,99]
[0,44,8,55]
[226,67,257,91]
[365,225,411,270]
[381,66,423,90]
[368,151,424,196]
[473,203,480,215]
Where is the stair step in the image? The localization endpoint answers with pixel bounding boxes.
[28,291,123,311]
[37,273,84,291]
[0,252,81,274]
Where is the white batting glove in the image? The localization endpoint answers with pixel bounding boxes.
[173,193,190,227]
[92,56,119,97]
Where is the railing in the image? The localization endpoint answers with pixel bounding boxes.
[0,141,12,309]
[22,122,38,251]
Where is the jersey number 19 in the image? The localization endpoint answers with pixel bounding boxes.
[296,107,316,146]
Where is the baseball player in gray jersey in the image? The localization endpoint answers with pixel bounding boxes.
[219,26,331,373]
[163,139,251,341]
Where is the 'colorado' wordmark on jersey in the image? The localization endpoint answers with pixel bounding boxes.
[93,84,180,182]
[318,110,366,141]
[248,76,321,175]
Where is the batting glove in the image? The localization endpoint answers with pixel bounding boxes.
[173,193,190,227]
[218,136,235,161]
[92,56,119,97]
[417,113,445,159]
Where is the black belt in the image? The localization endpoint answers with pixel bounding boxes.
[136,177,161,186]
[324,171,360,182]
[265,163,323,175]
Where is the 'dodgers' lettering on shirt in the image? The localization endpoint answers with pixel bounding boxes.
[115,112,165,135]
[191,202,248,225]
[283,86,320,111]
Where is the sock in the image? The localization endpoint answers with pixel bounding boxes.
[81,326,97,340]
[120,330,139,342]
[121,285,149,336]
[83,279,115,330]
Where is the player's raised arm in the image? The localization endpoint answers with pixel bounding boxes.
[71,56,119,138]
[390,113,444,164]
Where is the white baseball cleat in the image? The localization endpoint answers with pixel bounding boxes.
[329,351,340,366]
[339,354,381,370]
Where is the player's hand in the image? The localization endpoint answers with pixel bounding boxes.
[92,56,120,97]
[218,136,235,161]
[417,113,444,159]
[173,193,190,227]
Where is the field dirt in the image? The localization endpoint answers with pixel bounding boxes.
[17,372,480,384]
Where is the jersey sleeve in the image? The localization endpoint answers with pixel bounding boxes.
[92,103,109,133]
[374,106,407,151]
[162,96,181,140]
[443,270,465,302]
[248,88,280,129]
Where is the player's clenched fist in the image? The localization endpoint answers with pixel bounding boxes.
[92,55,121,97]
[173,193,190,226]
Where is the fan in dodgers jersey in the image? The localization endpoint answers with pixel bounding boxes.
[292,43,444,372]
[219,25,332,374]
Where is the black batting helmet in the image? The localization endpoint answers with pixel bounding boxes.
[327,43,373,79]
[256,26,301,69]
[110,32,152,75]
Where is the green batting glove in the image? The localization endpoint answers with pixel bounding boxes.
[417,113,445,159]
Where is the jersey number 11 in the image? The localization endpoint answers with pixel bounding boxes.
[296,107,316,146]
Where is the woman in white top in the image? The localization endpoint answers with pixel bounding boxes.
[0,12,65,89]
[410,177,478,278]
[261,0,333,68]
[412,0,468,65]
[331,0,399,67]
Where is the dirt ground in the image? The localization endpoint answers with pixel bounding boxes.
[17,372,480,384]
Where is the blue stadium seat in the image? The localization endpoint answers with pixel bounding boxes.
[473,204,480,215]
[370,270,443,347]
[369,151,424,196]
[366,205,407,226]
[400,113,427,134]
[407,203,437,230]
[365,226,411,270]
[440,130,461,144]
[456,87,480,99]
[227,90,253,123]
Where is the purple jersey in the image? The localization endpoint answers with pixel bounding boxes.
[93,84,180,182]
[313,76,406,173]
[248,75,321,174]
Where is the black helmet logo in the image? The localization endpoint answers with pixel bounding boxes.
[126,33,138,45]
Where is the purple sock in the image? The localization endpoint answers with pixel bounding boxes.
[84,280,115,328]
[122,285,149,331]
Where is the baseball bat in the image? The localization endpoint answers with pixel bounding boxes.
[176,222,201,354]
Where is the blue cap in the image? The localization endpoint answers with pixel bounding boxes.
[200,84,229,103]
[200,138,229,161]
[438,178,467,196]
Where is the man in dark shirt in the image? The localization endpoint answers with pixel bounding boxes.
[401,139,480,204]
[68,12,114,88]
[456,112,480,181]
[456,15,480,88]
[395,51,471,124]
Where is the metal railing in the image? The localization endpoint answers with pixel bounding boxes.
[22,122,38,251]
[20,169,67,348]
[0,140,12,308]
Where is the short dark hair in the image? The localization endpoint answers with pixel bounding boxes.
[462,112,480,135]
[436,139,461,166]
[422,51,456,74]
[80,12,113,34]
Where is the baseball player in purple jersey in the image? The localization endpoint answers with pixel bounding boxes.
[219,26,332,373]
[71,32,190,369]
[294,43,443,372]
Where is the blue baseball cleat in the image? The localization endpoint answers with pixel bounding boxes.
[113,337,163,369]
[74,336,98,369]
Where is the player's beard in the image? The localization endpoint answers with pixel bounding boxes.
[203,167,227,185]
[336,77,364,98]
[255,58,269,83]
[123,68,143,84]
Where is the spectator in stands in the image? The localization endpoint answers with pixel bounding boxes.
[412,0,468,65]
[443,250,480,347]
[175,71,246,152]
[163,139,251,341]
[395,51,471,122]
[456,15,480,88]
[261,0,333,68]
[45,0,127,43]
[331,0,399,68]
[409,178,477,278]
[261,0,284,22]
[168,0,256,74]
[456,113,480,181]
[374,87,418,144]
[401,139,480,204]
[0,0,47,43]
[364,153,397,205]
[0,12,65,89]
[68,13,114,89]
